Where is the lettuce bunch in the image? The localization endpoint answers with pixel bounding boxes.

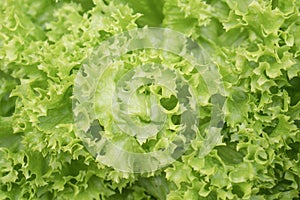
[0,0,299,199]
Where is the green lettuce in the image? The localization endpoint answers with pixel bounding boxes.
[0,0,299,199]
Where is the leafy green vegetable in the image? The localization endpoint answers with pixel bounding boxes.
[0,0,299,199]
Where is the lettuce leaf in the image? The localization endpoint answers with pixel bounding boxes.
[0,0,299,199]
